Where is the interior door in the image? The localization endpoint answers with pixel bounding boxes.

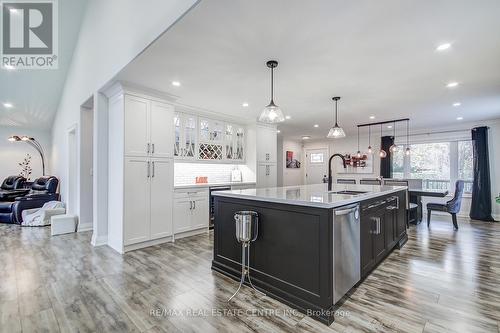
[150,159,173,239]
[305,148,328,185]
[124,95,149,156]
[150,101,173,158]
[124,158,150,245]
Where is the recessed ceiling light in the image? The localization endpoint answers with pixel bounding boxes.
[242,102,249,107]
[3,102,13,108]
[453,102,461,107]
[313,124,319,128]
[369,116,375,120]
[456,116,463,120]
[302,136,311,140]
[387,125,392,129]
[285,115,291,120]
[277,130,281,133]
[436,43,451,51]
[9,8,19,14]
[446,81,459,88]
[3,65,15,70]
[171,81,181,87]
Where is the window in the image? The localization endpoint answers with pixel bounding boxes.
[392,140,473,193]
[310,153,324,163]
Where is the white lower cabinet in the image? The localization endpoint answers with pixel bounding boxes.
[123,157,173,247]
[173,189,209,237]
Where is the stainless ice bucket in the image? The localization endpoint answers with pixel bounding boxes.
[234,211,259,243]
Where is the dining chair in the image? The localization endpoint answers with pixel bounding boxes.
[337,179,356,184]
[360,178,381,185]
[426,180,465,230]
[383,179,417,226]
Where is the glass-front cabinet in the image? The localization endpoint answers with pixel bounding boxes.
[174,113,245,162]
[173,113,197,159]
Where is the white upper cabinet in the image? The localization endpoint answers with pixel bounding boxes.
[174,113,197,159]
[150,101,174,158]
[124,95,149,157]
[256,125,277,163]
[124,95,173,158]
[174,113,246,163]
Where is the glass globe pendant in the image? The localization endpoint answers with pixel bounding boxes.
[327,97,346,138]
[259,60,285,123]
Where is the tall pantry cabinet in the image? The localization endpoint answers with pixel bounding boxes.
[256,124,278,188]
[106,84,174,253]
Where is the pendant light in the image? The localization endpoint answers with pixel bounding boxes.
[379,124,387,158]
[259,60,285,123]
[389,121,398,152]
[405,119,411,156]
[327,97,346,138]
[356,127,362,157]
[367,125,373,154]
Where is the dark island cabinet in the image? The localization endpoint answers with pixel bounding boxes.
[360,193,407,278]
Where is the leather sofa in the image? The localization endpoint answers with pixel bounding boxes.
[0,176,60,224]
[0,176,28,201]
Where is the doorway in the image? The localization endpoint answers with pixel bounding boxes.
[79,97,94,231]
[305,148,329,185]
[67,125,78,216]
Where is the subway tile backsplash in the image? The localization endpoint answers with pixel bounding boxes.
[174,163,255,185]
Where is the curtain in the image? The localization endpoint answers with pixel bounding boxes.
[470,126,494,221]
[380,136,393,178]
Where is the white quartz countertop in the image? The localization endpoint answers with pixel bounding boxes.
[211,183,407,209]
[174,181,256,190]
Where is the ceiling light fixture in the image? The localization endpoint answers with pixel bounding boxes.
[285,115,291,120]
[436,43,451,51]
[405,119,411,156]
[242,102,249,107]
[277,130,281,133]
[313,124,319,128]
[3,102,13,108]
[327,97,346,139]
[259,60,285,123]
[379,124,387,158]
[387,125,392,129]
[3,65,15,70]
[171,81,181,87]
[457,116,463,120]
[302,136,311,140]
[453,102,461,107]
[367,125,373,154]
[389,122,397,153]
[446,81,459,88]
[369,116,375,120]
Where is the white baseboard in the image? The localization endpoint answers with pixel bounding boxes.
[91,234,108,247]
[78,222,93,232]
[173,227,209,241]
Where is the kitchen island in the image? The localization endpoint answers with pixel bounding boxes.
[211,184,408,325]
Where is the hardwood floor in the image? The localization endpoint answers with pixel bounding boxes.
[1,218,499,333]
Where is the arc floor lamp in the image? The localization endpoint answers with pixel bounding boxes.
[8,135,46,176]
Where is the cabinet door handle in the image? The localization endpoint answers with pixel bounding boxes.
[147,143,150,154]
[151,143,155,154]
[193,200,196,210]
[147,161,150,178]
[370,217,381,234]
[189,201,192,210]
[152,161,155,178]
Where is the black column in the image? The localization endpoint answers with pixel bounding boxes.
[380,136,394,178]
[470,126,494,221]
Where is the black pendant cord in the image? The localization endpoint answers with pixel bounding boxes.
[335,99,338,126]
[368,126,371,147]
[406,120,409,147]
[357,127,360,151]
[270,66,274,104]
[393,121,396,141]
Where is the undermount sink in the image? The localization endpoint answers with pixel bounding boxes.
[329,190,368,195]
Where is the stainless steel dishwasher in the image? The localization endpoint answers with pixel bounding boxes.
[333,203,360,304]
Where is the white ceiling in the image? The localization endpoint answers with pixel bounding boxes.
[0,0,88,130]
[117,0,500,140]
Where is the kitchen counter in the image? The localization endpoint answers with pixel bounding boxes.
[211,184,408,325]
[212,183,406,208]
[174,181,256,190]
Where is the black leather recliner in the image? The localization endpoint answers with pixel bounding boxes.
[0,176,59,224]
[0,176,28,201]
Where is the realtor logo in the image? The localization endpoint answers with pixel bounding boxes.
[1,0,58,69]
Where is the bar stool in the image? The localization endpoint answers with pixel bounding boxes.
[228,211,265,302]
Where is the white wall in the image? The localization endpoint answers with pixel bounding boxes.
[300,119,500,219]
[279,138,304,186]
[49,0,199,244]
[0,126,51,180]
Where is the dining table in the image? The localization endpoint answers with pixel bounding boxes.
[408,188,449,224]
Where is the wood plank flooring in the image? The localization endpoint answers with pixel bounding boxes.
[1,217,499,332]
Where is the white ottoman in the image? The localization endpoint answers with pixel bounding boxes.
[51,214,78,236]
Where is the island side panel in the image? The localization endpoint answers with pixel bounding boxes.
[212,196,334,318]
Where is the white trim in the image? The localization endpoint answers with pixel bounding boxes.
[78,222,93,232]
[91,234,108,247]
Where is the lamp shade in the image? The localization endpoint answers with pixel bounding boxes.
[259,101,285,123]
[327,125,346,139]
